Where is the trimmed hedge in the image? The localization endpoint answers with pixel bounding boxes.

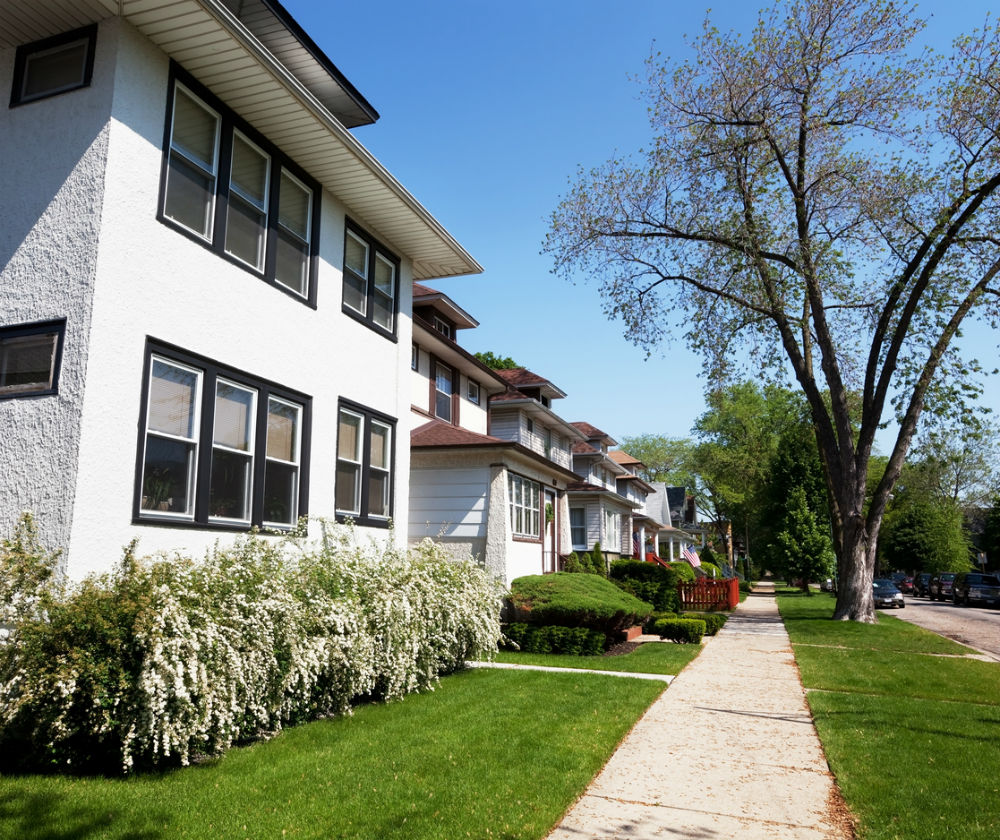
[609,559,682,612]
[669,561,697,582]
[501,623,605,656]
[682,612,728,635]
[652,618,706,644]
[508,573,652,636]
[700,561,723,578]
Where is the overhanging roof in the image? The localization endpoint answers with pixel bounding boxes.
[1,0,482,281]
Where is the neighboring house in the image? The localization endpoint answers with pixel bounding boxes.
[0,0,479,578]
[408,306,585,583]
[644,483,702,561]
[608,450,666,560]
[566,423,645,565]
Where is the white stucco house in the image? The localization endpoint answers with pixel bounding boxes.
[0,0,480,578]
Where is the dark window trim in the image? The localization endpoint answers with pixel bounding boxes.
[342,218,401,341]
[429,354,459,425]
[157,62,321,308]
[132,338,312,531]
[10,25,97,108]
[335,397,397,528]
[0,318,66,400]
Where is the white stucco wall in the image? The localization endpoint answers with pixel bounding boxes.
[1,19,413,576]
[0,22,118,555]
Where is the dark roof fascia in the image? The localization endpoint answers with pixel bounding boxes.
[412,291,479,329]
[253,0,379,125]
[411,439,580,483]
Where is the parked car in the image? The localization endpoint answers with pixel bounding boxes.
[951,572,1000,607]
[898,575,914,593]
[873,578,906,609]
[912,572,932,597]
[820,577,835,592]
[928,572,957,601]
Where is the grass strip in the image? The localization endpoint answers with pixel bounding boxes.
[491,641,702,674]
[778,591,1000,840]
[0,668,663,840]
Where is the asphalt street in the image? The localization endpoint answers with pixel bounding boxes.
[893,595,1000,661]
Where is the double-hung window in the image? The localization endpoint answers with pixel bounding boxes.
[604,509,621,549]
[466,379,480,405]
[569,507,587,550]
[343,222,399,337]
[137,343,309,528]
[159,68,319,304]
[336,401,395,526]
[10,26,97,107]
[509,474,540,539]
[434,361,454,422]
[0,320,65,399]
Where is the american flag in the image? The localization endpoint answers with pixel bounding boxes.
[632,532,640,558]
[682,544,701,567]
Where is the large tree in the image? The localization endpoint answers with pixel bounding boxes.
[546,0,1000,621]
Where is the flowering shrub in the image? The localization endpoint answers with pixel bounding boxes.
[0,517,503,773]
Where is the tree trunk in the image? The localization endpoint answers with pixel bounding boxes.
[833,516,876,622]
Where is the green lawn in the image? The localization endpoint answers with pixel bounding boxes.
[778,591,1000,840]
[490,640,702,674]
[0,668,664,840]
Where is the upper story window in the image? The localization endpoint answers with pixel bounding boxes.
[336,400,395,527]
[0,319,65,399]
[433,316,452,339]
[159,68,320,305]
[136,341,310,529]
[466,378,480,405]
[343,222,400,338]
[10,26,96,107]
[434,361,454,422]
[411,344,419,371]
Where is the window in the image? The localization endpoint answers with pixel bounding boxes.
[466,378,480,405]
[342,221,400,336]
[411,344,419,371]
[336,401,395,526]
[136,343,309,528]
[525,417,534,434]
[159,70,319,303]
[434,362,454,422]
[0,320,65,399]
[570,507,587,550]
[604,508,621,549]
[509,474,541,539]
[11,26,96,107]
[544,428,552,458]
[433,316,452,339]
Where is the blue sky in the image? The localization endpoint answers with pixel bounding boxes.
[284,0,998,447]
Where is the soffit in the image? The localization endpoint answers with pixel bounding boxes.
[0,0,481,281]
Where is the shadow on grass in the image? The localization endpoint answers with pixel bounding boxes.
[0,788,166,840]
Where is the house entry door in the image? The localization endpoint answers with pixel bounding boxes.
[543,489,557,573]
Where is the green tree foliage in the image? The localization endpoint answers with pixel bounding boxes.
[546,0,1000,621]
[617,434,696,485]
[773,488,836,591]
[983,500,1000,568]
[474,351,520,370]
[880,496,971,574]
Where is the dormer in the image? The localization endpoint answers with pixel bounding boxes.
[493,369,567,409]
[412,283,478,343]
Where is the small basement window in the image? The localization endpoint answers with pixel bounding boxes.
[0,319,65,398]
[10,26,97,107]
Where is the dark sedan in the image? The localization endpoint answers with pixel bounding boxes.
[873,578,906,609]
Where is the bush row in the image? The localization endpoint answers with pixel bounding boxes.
[643,611,727,636]
[609,560,682,612]
[0,516,503,774]
[651,618,706,644]
[501,623,605,656]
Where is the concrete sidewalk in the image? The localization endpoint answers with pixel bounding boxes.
[545,583,853,839]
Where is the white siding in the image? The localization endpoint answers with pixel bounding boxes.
[408,467,489,540]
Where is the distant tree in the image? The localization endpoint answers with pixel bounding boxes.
[879,496,971,574]
[773,488,835,592]
[617,434,695,484]
[474,351,520,370]
[983,500,1000,568]
[906,417,1000,508]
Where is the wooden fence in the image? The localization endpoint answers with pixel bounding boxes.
[678,577,740,611]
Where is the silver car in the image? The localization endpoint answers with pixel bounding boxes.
[873,578,905,609]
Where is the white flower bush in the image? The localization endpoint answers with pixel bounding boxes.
[0,517,504,773]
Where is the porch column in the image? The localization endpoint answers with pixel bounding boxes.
[484,464,509,582]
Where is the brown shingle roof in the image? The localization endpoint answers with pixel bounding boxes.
[494,368,550,387]
[411,419,502,447]
[571,421,609,439]
[572,440,599,455]
[609,450,643,468]
[412,282,439,299]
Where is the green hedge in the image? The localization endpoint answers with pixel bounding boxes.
[609,560,682,612]
[501,623,605,655]
[508,573,652,636]
[668,561,697,582]
[682,612,728,635]
[652,618,706,644]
